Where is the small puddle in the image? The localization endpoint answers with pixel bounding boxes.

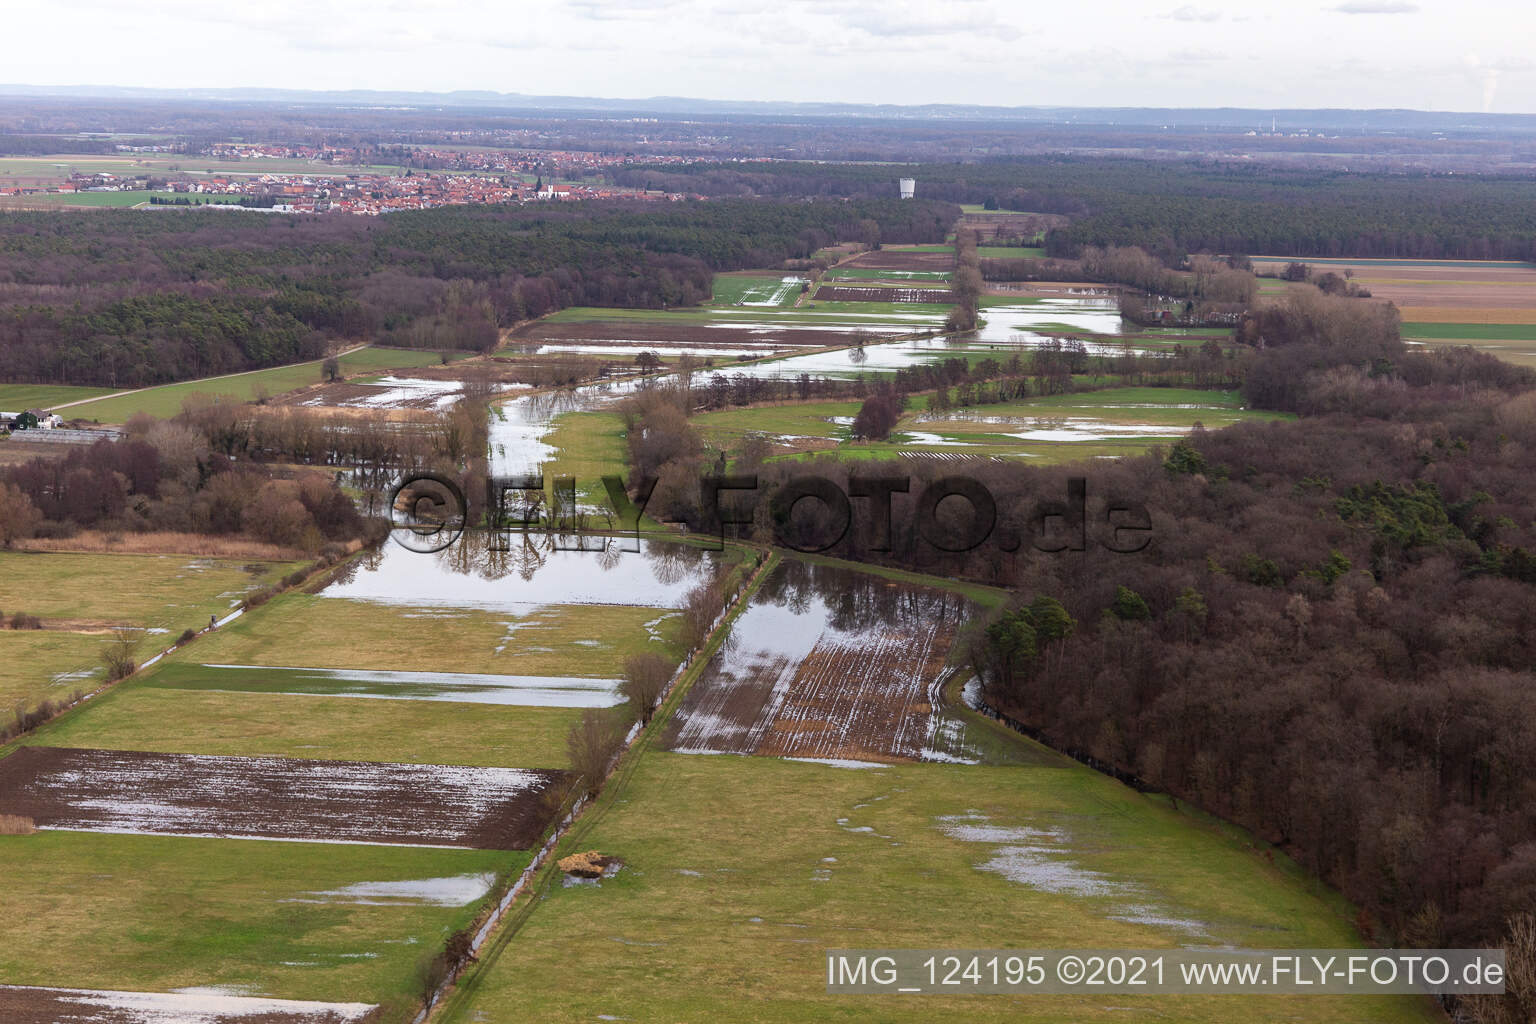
[938,812,1212,939]
[285,873,497,907]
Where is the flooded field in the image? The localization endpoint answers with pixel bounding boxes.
[0,746,573,848]
[0,986,377,1024]
[296,375,524,411]
[152,663,624,708]
[664,559,974,763]
[325,538,726,613]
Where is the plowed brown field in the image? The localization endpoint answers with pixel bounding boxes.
[0,747,573,849]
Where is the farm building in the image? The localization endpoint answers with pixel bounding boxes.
[1,410,64,430]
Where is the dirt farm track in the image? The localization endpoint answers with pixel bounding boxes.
[0,746,573,849]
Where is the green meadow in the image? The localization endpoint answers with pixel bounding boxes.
[0,829,517,1013]
[188,592,683,679]
[67,347,470,422]
[0,384,117,410]
[1401,321,1536,341]
[23,668,577,769]
[977,246,1046,259]
[439,751,1435,1024]
[711,273,806,307]
[0,551,298,630]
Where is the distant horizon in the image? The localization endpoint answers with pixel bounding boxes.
[4,83,1536,126]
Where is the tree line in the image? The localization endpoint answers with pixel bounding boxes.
[615,156,1536,261]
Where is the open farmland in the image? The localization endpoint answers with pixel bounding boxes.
[0,830,514,1010]
[516,295,946,361]
[0,384,116,409]
[23,683,580,769]
[696,388,1287,465]
[838,247,954,274]
[0,631,108,712]
[664,558,975,764]
[0,552,301,713]
[512,318,836,360]
[894,387,1292,461]
[65,347,471,422]
[712,273,807,307]
[438,752,1436,1024]
[0,190,246,209]
[1251,256,1536,366]
[0,746,573,848]
[813,284,953,303]
[31,539,737,768]
[0,552,298,630]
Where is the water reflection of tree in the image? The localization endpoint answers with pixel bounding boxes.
[755,558,968,634]
[420,531,719,594]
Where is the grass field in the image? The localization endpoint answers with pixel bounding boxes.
[959,204,1034,215]
[543,305,949,327]
[0,154,407,180]
[1401,321,1536,340]
[0,829,517,1010]
[0,190,247,209]
[0,631,105,712]
[0,551,300,716]
[824,266,951,282]
[0,552,298,631]
[694,400,860,451]
[0,384,117,410]
[541,410,629,503]
[977,246,1046,259]
[23,678,577,769]
[66,347,469,422]
[711,273,806,308]
[189,592,683,678]
[697,388,1286,465]
[440,752,1435,1024]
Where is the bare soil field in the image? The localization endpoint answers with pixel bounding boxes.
[0,985,375,1023]
[663,560,968,763]
[813,285,953,304]
[1251,258,1536,322]
[958,211,1066,241]
[840,249,954,273]
[0,747,573,849]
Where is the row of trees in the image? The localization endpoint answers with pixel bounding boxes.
[0,430,369,552]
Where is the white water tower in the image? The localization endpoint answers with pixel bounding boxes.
[898,177,915,200]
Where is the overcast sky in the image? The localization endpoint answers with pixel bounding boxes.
[9,0,1534,113]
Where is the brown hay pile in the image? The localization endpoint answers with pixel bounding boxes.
[0,814,36,835]
[557,850,612,878]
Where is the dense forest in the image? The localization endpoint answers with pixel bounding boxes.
[0,198,953,387]
[616,157,1536,261]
